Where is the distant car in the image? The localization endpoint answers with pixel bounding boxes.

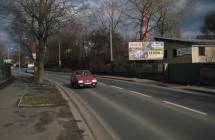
[71,70,97,88]
[25,64,35,73]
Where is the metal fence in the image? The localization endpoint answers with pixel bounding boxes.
[0,63,12,82]
[166,63,215,85]
[90,63,164,80]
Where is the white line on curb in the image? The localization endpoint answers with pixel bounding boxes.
[110,85,124,90]
[129,91,151,98]
[163,101,207,116]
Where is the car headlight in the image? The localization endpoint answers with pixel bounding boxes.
[92,79,97,83]
[78,80,84,84]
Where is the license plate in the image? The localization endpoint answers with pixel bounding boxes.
[85,83,92,85]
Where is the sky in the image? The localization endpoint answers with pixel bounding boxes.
[0,0,215,49]
[181,0,215,38]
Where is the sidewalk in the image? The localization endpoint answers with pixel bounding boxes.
[0,74,82,140]
[98,75,215,95]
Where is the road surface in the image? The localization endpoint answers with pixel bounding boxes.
[46,72,215,140]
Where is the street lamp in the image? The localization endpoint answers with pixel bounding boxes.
[7,47,13,59]
[18,37,28,73]
[58,43,61,68]
[18,45,21,73]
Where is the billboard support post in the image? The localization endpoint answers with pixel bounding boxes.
[143,11,149,42]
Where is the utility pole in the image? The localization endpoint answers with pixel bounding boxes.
[110,27,113,62]
[7,48,10,59]
[19,45,21,73]
[110,7,114,62]
[58,43,61,68]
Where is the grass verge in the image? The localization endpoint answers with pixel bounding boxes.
[17,95,66,108]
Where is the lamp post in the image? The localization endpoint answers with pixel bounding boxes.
[7,48,13,59]
[19,45,21,73]
[58,43,61,68]
[7,48,9,59]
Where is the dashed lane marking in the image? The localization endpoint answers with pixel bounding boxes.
[129,91,151,98]
[163,101,208,116]
[110,85,124,90]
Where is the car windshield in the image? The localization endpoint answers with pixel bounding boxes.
[75,70,91,77]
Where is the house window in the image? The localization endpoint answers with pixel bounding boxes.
[173,49,177,57]
[199,47,205,56]
[164,49,168,58]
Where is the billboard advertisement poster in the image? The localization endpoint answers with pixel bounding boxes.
[129,42,164,60]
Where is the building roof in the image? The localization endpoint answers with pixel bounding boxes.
[154,37,215,45]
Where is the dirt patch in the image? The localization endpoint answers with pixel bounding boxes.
[33,111,54,133]
[57,120,84,140]
[57,107,83,140]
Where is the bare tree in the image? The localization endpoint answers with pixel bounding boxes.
[125,0,196,40]
[93,0,124,61]
[9,0,78,83]
[154,0,179,37]
[0,41,4,62]
[155,0,196,38]
[125,0,163,41]
[202,11,215,35]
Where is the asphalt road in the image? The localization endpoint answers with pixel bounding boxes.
[46,72,215,140]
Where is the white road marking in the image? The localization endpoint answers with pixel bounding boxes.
[110,85,124,90]
[129,91,151,98]
[163,101,208,116]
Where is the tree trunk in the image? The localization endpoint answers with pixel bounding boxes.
[35,40,45,84]
[36,56,44,84]
[139,15,144,41]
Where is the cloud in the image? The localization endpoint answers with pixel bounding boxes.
[181,0,215,38]
[175,0,188,9]
[181,30,201,39]
[0,31,15,48]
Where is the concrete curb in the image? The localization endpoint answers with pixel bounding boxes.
[98,76,215,95]
[0,76,15,89]
[185,88,215,95]
[98,76,135,83]
[48,79,95,140]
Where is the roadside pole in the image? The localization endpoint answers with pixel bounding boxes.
[58,43,61,68]
[19,45,21,73]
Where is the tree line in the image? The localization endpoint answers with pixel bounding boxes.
[0,0,214,83]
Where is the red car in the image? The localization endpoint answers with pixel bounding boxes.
[71,70,97,88]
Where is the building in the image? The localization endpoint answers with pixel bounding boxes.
[154,37,215,85]
[155,37,215,64]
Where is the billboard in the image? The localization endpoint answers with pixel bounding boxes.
[129,42,164,60]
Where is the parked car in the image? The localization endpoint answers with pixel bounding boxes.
[71,70,97,88]
[25,64,35,73]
